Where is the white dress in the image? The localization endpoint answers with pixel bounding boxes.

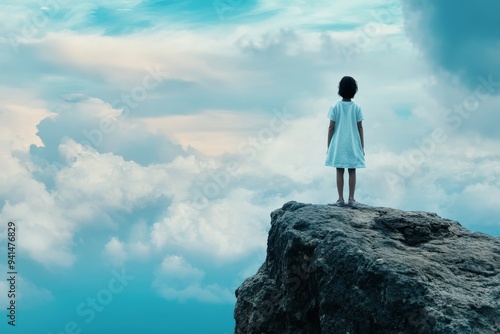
[325,101,366,168]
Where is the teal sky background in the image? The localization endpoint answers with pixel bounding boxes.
[1,0,499,333]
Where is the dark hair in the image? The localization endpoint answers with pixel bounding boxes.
[338,76,358,99]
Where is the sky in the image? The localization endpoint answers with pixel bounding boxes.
[0,0,499,333]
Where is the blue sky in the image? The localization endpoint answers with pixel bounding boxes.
[0,0,499,333]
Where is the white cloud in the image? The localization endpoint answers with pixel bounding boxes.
[151,188,275,262]
[0,88,51,150]
[152,255,234,303]
[154,284,234,304]
[103,237,128,267]
[0,148,76,267]
[55,139,167,211]
[127,220,152,259]
[156,255,204,281]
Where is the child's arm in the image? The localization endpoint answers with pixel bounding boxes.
[327,120,335,151]
[357,121,364,154]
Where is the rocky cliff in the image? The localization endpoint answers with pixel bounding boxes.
[234,201,500,334]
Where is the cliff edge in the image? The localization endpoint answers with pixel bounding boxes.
[234,201,500,333]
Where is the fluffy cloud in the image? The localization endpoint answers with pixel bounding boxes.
[152,255,234,303]
[103,237,128,267]
[30,97,186,169]
[0,150,76,267]
[0,89,49,150]
[151,188,275,262]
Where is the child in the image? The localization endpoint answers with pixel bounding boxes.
[325,76,365,206]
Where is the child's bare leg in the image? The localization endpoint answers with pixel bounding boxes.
[348,168,356,201]
[336,168,345,201]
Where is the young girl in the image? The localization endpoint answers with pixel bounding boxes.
[325,76,365,206]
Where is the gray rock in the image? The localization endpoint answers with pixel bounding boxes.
[234,201,500,333]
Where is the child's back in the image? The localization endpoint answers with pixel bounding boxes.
[325,100,365,168]
[325,76,365,206]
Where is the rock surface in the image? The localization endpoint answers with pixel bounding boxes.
[234,201,500,334]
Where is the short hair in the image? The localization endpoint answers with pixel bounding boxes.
[338,76,358,99]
